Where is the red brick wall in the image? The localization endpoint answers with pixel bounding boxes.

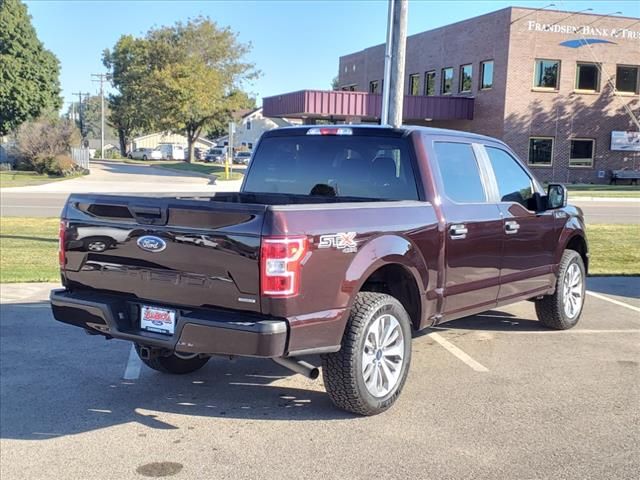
[339,9,512,138]
[338,7,640,184]
[504,8,640,184]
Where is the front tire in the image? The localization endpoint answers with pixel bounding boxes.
[321,292,412,416]
[135,344,209,374]
[535,250,586,330]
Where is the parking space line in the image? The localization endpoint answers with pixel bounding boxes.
[428,332,489,372]
[586,291,640,317]
[123,344,142,380]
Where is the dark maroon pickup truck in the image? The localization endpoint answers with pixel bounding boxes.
[51,125,588,415]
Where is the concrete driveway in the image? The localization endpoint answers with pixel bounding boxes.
[1,278,638,479]
[1,160,243,217]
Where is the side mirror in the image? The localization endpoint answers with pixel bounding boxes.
[546,183,567,209]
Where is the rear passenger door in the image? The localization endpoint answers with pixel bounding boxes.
[431,141,503,318]
[482,146,558,302]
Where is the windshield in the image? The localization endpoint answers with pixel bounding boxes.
[243,135,419,200]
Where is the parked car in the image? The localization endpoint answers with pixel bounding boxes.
[128,148,161,160]
[233,151,252,165]
[155,143,185,160]
[204,147,226,163]
[193,147,206,161]
[51,125,588,416]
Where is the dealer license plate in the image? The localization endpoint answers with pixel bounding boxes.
[140,305,176,335]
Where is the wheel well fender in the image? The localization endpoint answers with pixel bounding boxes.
[343,234,431,330]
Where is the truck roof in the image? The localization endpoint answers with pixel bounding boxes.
[263,124,505,145]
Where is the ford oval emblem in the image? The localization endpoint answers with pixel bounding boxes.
[136,235,167,253]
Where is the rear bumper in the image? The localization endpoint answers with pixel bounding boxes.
[50,289,287,358]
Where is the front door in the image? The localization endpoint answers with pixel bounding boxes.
[482,146,559,302]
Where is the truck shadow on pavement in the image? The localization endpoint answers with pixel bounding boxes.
[430,310,549,333]
[0,301,354,440]
[0,299,600,441]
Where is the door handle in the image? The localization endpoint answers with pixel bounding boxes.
[449,224,468,240]
[505,220,520,234]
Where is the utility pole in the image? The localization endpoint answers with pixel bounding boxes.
[72,91,90,138]
[91,74,111,158]
[380,0,395,125]
[388,0,408,127]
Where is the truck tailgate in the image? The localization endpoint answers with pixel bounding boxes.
[61,194,266,313]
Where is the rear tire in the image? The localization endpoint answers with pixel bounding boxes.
[321,292,412,416]
[535,250,585,330]
[135,344,209,374]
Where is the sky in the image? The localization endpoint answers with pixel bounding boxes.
[24,0,640,110]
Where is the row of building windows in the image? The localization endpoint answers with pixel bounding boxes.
[361,60,495,96]
[407,60,494,96]
[533,61,638,93]
[528,137,596,168]
[349,62,640,97]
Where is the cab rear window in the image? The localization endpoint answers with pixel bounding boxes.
[243,136,419,200]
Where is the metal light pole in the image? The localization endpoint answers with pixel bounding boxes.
[381,0,408,127]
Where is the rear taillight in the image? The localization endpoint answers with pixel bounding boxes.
[58,220,67,268]
[260,236,307,297]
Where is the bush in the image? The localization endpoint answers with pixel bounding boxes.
[30,154,80,176]
[15,117,81,172]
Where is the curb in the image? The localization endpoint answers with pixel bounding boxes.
[570,196,640,202]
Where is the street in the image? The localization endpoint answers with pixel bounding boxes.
[0,160,242,217]
[1,278,638,480]
[1,161,638,222]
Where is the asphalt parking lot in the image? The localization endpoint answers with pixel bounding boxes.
[1,278,638,480]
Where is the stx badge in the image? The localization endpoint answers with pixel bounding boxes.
[318,232,358,253]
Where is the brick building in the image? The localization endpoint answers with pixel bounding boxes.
[337,7,640,183]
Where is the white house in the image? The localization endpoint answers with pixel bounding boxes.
[132,132,215,151]
[229,108,301,150]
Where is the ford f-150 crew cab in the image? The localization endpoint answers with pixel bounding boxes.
[51,126,588,415]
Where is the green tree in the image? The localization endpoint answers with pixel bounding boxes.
[0,0,62,136]
[103,35,152,155]
[104,17,258,161]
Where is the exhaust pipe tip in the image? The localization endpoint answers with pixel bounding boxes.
[273,357,320,380]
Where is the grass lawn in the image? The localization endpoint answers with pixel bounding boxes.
[586,224,640,276]
[158,161,244,181]
[1,217,637,283]
[566,184,640,198]
[0,170,83,188]
[0,217,59,282]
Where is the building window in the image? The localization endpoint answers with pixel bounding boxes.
[480,60,494,90]
[534,59,560,90]
[341,84,357,91]
[570,139,595,167]
[575,63,600,91]
[441,67,453,94]
[246,120,251,131]
[459,64,472,93]
[409,74,420,95]
[616,65,639,94]
[369,80,380,94]
[528,137,554,166]
[424,71,436,96]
